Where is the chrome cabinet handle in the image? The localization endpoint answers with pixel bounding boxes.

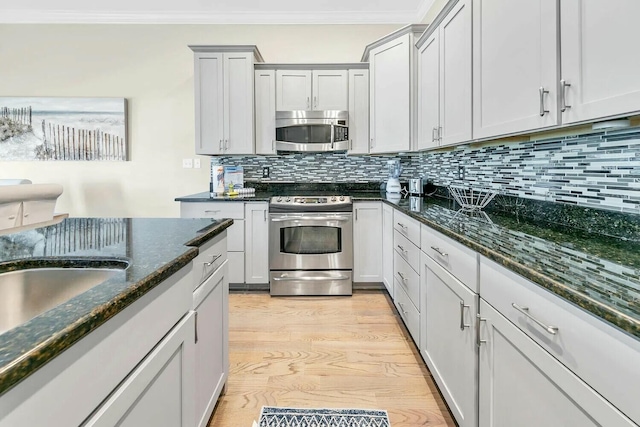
[397,222,407,229]
[432,127,438,142]
[219,139,223,151]
[560,79,571,112]
[313,96,317,109]
[397,271,407,282]
[263,210,267,221]
[397,244,406,254]
[370,138,374,148]
[438,126,442,143]
[350,139,353,150]
[477,314,487,347]
[8,215,15,220]
[194,311,199,344]
[398,302,408,315]
[224,139,229,150]
[430,246,448,258]
[204,210,221,214]
[460,301,470,330]
[539,86,549,116]
[355,208,358,221]
[204,253,222,267]
[512,303,558,335]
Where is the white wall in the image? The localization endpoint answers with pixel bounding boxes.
[0,23,399,217]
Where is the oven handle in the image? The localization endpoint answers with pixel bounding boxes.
[272,275,351,281]
[270,216,351,222]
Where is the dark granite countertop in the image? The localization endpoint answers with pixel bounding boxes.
[0,217,232,396]
[176,183,640,339]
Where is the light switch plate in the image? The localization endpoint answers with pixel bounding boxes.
[182,158,193,168]
[193,158,201,168]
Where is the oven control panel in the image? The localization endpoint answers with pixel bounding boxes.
[269,195,352,213]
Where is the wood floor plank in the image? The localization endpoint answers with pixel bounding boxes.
[207,291,457,427]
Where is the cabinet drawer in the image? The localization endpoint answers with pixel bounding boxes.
[180,202,245,220]
[480,256,640,425]
[393,253,420,310]
[192,232,227,291]
[394,279,420,346]
[394,230,420,273]
[394,210,420,248]
[421,224,477,292]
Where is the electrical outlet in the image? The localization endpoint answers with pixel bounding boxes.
[458,165,465,180]
[193,158,201,168]
[182,158,193,169]
[262,166,270,178]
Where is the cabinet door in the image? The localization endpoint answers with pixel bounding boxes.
[353,202,382,282]
[194,262,228,427]
[472,0,558,139]
[423,255,477,427]
[417,32,440,150]
[255,70,276,155]
[478,300,636,427]
[439,0,472,146]
[194,53,224,155]
[369,34,411,153]
[561,0,640,124]
[83,312,195,427]
[276,70,312,110]
[223,52,254,154]
[381,203,394,295]
[244,202,269,284]
[312,70,348,111]
[348,69,369,154]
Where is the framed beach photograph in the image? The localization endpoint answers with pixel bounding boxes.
[0,97,128,161]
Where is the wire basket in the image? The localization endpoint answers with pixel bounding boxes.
[448,185,497,212]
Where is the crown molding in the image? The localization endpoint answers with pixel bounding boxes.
[0,9,421,24]
[416,0,436,23]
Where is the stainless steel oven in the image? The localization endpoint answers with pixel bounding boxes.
[269,196,353,296]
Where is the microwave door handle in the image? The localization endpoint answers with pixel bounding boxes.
[331,125,335,150]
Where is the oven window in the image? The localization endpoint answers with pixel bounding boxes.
[280,226,341,254]
[276,125,332,144]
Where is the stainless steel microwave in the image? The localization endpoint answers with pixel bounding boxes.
[275,110,349,153]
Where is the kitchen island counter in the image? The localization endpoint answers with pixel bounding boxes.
[0,217,232,396]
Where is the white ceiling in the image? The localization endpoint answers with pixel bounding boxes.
[1,0,435,24]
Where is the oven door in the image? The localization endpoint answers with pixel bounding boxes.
[269,212,353,271]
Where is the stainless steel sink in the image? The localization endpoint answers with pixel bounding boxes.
[0,266,126,334]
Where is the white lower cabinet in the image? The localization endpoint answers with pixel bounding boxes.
[478,299,636,427]
[84,312,196,427]
[421,253,477,427]
[353,202,382,282]
[193,260,228,427]
[244,202,269,284]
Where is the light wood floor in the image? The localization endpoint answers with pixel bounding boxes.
[208,291,457,427]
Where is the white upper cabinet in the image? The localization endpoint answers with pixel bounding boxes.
[254,69,276,155]
[417,32,440,151]
[417,0,471,150]
[348,69,369,154]
[369,34,411,153]
[276,69,348,111]
[560,0,640,124]
[192,46,262,155]
[366,25,426,154]
[472,0,558,139]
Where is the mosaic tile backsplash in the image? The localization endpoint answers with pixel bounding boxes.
[211,125,640,214]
